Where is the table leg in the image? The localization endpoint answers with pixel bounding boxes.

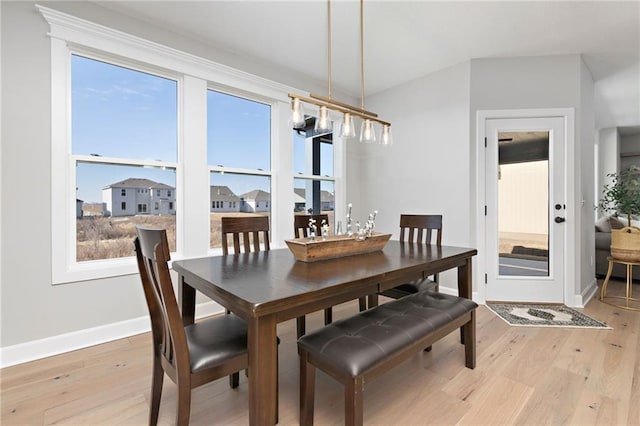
[457,257,472,300]
[248,315,278,425]
[178,274,195,326]
[458,257,472,345]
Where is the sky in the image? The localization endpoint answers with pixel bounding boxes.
[72,54,333,203]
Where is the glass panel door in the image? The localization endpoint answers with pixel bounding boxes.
[486,117,565,303]
[498,131,550,277]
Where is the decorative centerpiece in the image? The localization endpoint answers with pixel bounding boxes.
[286,205,391,262]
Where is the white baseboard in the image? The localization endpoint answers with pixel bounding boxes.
[0,302,224,368]
[438,285,459,297]
[572,278,598,308]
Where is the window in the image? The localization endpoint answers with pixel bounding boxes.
[71,55,177,263]
[45,6,345,283]
[208,90,271,249]
[293,129,336,230]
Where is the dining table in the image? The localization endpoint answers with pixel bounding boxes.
[172,241,477,425]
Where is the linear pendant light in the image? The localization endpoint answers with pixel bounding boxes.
[289,0,392,145]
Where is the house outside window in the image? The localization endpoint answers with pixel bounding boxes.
[70,54,177,264]
[208,89,271,249]
[46,7,345,284]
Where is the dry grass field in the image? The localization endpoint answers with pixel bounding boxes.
[76,212,334,262]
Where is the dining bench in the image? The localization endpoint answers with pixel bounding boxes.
[297,290,477,426]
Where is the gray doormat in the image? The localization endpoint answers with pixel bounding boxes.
[486,303,612,329]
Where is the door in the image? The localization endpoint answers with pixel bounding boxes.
[485,117,565,302]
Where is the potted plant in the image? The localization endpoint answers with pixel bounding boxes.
[597,165,640,261]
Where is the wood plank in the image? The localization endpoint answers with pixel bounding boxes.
[1,282,639,426]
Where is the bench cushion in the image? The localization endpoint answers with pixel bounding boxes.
[298,291,477,377]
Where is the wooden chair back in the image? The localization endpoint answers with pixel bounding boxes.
[221,216,270,255]
[399,214,442,246]
[294,214,329,238]
[135,226,252,425]
[134,227,187,384]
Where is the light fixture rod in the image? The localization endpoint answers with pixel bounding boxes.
[327,0,332,99]
[360,0,365,110]
[289,93,390,127]
[309,93,378,117]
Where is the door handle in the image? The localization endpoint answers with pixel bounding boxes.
[554,217,565,223]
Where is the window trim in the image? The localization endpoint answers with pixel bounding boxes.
[41,5,343,284]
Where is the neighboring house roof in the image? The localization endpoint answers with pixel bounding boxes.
[293,192,305,204]
[294,188,335,202]
[240,189,270,201]
[103,178,174,190]
[210,185,240,201]
[320,190,334,202]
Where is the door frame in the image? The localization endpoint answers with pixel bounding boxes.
[475,108,576,306]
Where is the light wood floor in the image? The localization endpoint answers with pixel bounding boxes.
[2,279,639,425]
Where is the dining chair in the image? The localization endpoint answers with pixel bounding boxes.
[379,214,442,300]
[293,214,369,338]
[220,216,284,363]
[221,216,271,317]
[221,216,270,255]
[134,226,249,426]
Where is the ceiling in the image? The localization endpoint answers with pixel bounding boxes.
[95,1,639,128]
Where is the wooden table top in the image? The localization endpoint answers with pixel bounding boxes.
[173,242,477,318]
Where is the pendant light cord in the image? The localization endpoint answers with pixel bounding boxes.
[360,0,365,110]
[327,0,332,99]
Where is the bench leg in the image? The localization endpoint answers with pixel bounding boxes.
[345,376,364,426]
[324,307,333,325]
[297,316,306,339]
[367,294,379,309]
[358,296,367,312]
[300,350,315,426]
[463,310,476,369]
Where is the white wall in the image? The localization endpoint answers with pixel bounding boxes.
[351,61,472,292]
[597,127,621,205]
[469,54,594,304]
[579,59,596,298]
[0,1,340,362]
[0,2,600,362]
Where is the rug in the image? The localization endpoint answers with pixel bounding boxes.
[486,303,612,329]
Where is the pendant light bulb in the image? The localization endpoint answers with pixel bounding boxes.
[340,112,356,139]
[315,105,333,133]
[291,98,306,129]
[380,124,393,146]
[360,119,376,143]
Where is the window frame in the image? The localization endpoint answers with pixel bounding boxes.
[41,5,345,284]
